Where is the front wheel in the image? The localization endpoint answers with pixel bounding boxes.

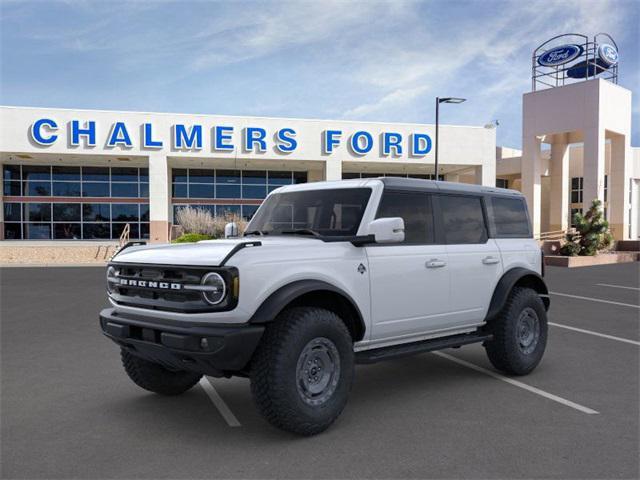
[250,307,354,436]
[121,349,202,395]
[484,287,548,375]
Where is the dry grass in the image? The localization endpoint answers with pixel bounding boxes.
[175,206,248,239]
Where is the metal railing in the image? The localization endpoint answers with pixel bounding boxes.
[535,228,576,241]
[118,223,131,248]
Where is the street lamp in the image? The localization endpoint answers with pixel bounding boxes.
[435,97,466,180]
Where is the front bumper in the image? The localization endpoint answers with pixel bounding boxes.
[100,308,264,377]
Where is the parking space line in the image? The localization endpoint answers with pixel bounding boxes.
[596,283,640,291]
[550,291,640,309]
[199,377,241,427]
[549,322,640,346]
[433,352,599,415]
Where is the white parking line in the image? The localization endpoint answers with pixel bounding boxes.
[199,377,241,427]
[433,352,599,415]
[596,283,640,292]
[550,291,640,309]
[549,322,640,346]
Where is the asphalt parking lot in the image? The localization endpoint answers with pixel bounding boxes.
[1,263,639,479]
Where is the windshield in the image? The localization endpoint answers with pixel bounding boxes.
[246,188,372,238]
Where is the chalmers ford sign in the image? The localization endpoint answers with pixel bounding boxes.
[29,118,434,157]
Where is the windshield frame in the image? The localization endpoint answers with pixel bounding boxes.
[244,186,374,241]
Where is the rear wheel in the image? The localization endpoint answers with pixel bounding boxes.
[250,307,354,436]
[484,287,548,375]
[120,349,202,395]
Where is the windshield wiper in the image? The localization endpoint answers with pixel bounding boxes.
[280,228,323,238]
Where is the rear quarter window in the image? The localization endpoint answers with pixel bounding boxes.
[490,197,532,238]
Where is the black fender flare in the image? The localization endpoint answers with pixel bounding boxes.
[485,267,549,322]
[249,279,366,340]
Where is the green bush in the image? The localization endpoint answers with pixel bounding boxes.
[560,199,613,256]
[173,233,214,243]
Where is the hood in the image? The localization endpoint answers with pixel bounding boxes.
[111,236,323,266]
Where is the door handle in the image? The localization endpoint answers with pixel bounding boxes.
[482,256,500,265]
[426,259,447,268]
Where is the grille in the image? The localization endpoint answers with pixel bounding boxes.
[108,263,234,313]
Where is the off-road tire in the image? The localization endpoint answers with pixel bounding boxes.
[250,307,354,436]
[484,287,548,376]
[120,348,202,395]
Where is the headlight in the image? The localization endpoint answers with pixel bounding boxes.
[200,272,226,305]
[106,266,117,294]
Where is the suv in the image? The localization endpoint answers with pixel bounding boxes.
[100,178,549,435]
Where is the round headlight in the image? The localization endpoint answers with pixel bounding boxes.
[106,266,117,294]
[201,272,226,305]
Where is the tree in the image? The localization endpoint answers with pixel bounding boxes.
[560,199,613,256]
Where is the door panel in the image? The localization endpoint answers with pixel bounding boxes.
[446,239,502,324]
[366,244,450,341]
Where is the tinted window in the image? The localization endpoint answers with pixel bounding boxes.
[376,191,434,244]
[440,195,487,244]
[491,197,531,237]
[248,188,371,237]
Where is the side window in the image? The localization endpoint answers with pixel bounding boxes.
[491,197,531,237]
[439,195,487,244]
[376,191,434,244]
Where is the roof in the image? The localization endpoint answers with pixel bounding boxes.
[379,177,523,197]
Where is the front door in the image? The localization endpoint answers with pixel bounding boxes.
[366,190,451,343]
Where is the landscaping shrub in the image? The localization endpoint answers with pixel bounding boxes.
[560,199,613,256]
[174,206,249,239]
[173,233,214,243]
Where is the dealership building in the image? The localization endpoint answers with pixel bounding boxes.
[0,107,496,243]
[0,34,638,244]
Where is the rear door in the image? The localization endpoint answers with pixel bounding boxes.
[366,190,452,343]
[438,194,503,326]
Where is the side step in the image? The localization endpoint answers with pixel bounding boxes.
[355,331,492,364]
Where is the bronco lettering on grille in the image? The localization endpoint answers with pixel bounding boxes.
[118,278,182,290]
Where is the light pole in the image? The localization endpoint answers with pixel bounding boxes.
[435,97,466,180]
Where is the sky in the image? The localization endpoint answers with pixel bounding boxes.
[1,0,638,149]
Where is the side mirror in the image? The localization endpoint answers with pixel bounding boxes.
[367,217,405,244]
[224,222,239,239]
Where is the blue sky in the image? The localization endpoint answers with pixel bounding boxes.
[1,0,638,148]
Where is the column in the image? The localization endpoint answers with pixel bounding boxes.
[522,135,543,237]
[148,153,171,243]
[548,134,570,232]
[324,158,342,181]
[582,126,606,211]
[474,163,495,187]
[609,134,631,240]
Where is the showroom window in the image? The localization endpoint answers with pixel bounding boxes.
[171,168,307,221]
[3,164,149,240]
[570,177,583,203]
[342,172,444,180]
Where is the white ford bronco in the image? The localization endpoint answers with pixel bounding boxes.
[100,178,549,435]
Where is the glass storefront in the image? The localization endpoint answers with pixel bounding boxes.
[342,172,444,180]
[172,168,307,221]
[3,164,149,240]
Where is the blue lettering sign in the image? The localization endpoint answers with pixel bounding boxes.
[323,130,342,154]
[245,127,267,152]
[598,44,618,66]
[350,131,373,155]
[173,124,202,149]
[143,123,163,148]
[411,133,432,156]
[275,128,297,153]
[383,132,403,156]
[214,126,234,151]
[107,122,132,148]
[30,118,58,145]
[71,120,96,147]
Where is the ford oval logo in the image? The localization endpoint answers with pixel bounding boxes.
[598,44,618,66]
[538,44,583,67]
